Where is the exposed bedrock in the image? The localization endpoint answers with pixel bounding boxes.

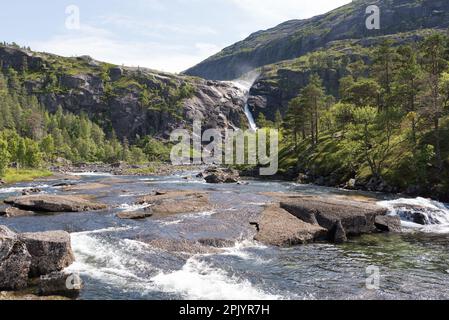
[4,195,107,213]
[253,204,327,247]
[279,197,393,243]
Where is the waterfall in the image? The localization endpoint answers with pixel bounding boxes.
[378,197,449,233]
[228,71,260,131]
[244,104,257,131]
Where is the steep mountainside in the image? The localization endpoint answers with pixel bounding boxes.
[185,0,449,80]
[0,45,249,141]
[248,29,444,121]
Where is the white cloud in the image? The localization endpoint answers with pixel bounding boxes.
[24,0,352,73]
[29,25,220,73]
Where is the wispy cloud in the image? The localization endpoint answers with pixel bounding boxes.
[29,24,220,73]
[6,0,351,73]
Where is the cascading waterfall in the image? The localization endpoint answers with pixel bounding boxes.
[244,104,258,131]
[378,197,449,232]
[228,72,260,132]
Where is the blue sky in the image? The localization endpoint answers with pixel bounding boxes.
[0,0,351,73]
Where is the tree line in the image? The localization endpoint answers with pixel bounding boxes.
[0,69,171,177]
[276,34,449,193]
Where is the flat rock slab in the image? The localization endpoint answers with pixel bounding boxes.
[137,190,212,218]
[20,231,75,277]
[280,196,388,243]
[0,206,36,218]
[4,195,107,213]
[0,226,32,290]
[254,204,327,247]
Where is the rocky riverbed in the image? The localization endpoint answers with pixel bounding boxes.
[1,169,449,300]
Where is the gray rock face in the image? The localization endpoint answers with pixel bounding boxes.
[0,226,32,290]
[1,44,249,141]
[38,272,82,298]
[4,195,107,212]
[280,197,389,243]
[20,231,75,277]
[185,0,449,80]
[375,216,402,233]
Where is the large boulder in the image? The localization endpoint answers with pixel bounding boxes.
[203,167,240,184]
[280,196,389,243]
[38,271,82,298]
[0,226,32,290]
[20,231,75,277]
[4,195,107,212]
[137,190,212,218]
[253,204,327,246]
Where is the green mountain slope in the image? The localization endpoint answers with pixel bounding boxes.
[185,0,449,80]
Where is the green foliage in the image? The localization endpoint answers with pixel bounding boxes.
[0,139,10,177]
[0,68,175,170]
[2,168,52,184]
[279,33,449,194]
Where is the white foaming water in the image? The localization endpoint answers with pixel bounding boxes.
[156,211,216,226]
[69,226,278,300]
[229,72,260,132]
[118,203,151,212]
[0,184,50,194]
[67,230,157,294]
[378,197,449,233]
[151,256,281,300]
[221,240,269,262]
[244,104,258,132]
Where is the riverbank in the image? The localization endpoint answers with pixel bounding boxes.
[239,166,449,203]
[0,169,53,185]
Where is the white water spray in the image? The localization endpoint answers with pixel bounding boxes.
[378,197,449,233]
[228,71,260,132]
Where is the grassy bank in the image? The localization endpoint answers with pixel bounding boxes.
[1,168,53,184]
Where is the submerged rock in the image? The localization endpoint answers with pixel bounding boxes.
[20,231,75,277]
[280,196,389,243]
[4,195,107,213]
[253,204,327,247]
[0,226,32,291]
[116,211,153,220]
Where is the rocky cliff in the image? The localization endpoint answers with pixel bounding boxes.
[0,45,249,141]
[185,0,449,81]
